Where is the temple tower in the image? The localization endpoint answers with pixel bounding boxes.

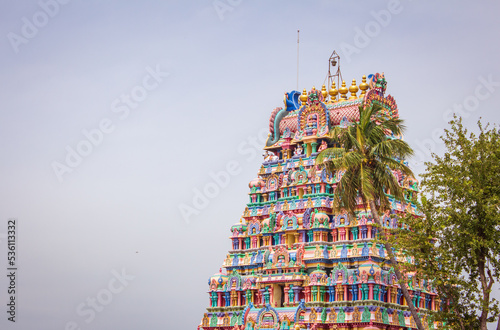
[198,73,437,330]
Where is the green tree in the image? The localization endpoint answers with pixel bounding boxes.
[316,103,424,329]
[393,117,500,330]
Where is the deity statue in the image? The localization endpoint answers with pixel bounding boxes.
[263,150,279,161]
[318,140,328,152]
[294,144,303,156]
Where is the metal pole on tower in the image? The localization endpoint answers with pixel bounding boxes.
[297,30,300,90]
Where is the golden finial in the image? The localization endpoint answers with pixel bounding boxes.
[349,79,359,100]
[339,80,348,101]
[321,84,328,100]
[329,81,338,102]
[359,75,369,98]
[300,88,308,105]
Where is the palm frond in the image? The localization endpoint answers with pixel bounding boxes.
[378,155,414,178]
[371,139,414,161]
[334,167,360,212]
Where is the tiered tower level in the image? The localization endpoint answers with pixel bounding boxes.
[199,74,439,330]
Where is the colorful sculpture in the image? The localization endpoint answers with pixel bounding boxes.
[198,75,437,330]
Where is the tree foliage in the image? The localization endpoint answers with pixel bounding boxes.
[393,116,500,330]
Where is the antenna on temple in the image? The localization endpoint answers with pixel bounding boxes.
[297,30,300,90]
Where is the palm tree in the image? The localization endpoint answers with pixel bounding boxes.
[316,103,424,330]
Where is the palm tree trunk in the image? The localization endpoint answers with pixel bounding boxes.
[368,200,425,330]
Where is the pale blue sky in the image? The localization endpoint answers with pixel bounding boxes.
[0,1,499,329]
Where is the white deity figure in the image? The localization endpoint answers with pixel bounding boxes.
[263,151,279,161]
[294,144,303,156]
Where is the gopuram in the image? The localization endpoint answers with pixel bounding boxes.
[198,71,439,330]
